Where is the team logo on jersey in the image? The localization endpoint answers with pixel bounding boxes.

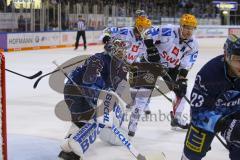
[190,51,198,62]
[162,28,172,36]
[172,47,179,56]
[131,45,139,52]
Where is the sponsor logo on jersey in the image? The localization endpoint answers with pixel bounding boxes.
[162,28,172,36]
[215,97,240,107]
[161,51,180,65]
[131,45,139,52]
[172,46,179,56]
[127,55,137,61]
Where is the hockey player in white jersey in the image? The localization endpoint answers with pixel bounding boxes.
[144,14,199,129]
[102,11,155,138]
[102,14,151,65]
[127,14,199,137]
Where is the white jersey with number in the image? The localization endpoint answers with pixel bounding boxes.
[145,24,199,70]
[102,27,146,64]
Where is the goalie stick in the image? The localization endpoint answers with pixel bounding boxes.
[33,57,88,89]
[6,68,42,79]
[53,60,166,160]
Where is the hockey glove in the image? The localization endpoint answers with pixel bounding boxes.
[144,39,160,62]
[102,35,111,44]
[220,119,240,146]
[173,79,187,98]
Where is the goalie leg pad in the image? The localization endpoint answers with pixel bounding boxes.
[60,122,101,159]
[99,126,129,146]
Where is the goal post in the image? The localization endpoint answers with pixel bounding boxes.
[0,52,7,160]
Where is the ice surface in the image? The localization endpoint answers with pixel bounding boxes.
[6,38,229,160]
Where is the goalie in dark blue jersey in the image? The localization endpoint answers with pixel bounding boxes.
[182,34,240,160]
[58,39,131,160]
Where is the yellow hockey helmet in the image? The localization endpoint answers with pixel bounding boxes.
[135,17,152,33]
[180,14,198,28]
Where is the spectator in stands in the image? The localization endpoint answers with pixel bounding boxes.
[74,15,87,50]
[0,0,4,12]
[7,1,14,12]
[18,15,25,32]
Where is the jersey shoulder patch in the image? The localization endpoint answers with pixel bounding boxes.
[162,28,172,36]
[148,27,160,36]
[119,28,128,35]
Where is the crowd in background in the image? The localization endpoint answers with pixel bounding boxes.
[0,0,240,32]
[0,0,220,18]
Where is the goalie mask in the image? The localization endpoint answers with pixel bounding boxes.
[105,38,130,61]
[224,34,240,78]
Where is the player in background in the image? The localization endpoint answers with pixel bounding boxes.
[139,14,199,131]
[102,11,151,65]
[58,39,131,160]
[182,34,240,160]
[130,9,152,115]
[101,11,153,137]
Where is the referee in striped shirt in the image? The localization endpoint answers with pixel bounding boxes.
[75,15,87,50]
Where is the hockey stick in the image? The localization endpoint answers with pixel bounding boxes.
[33,58,87,89]
[53,60,166,160]
[6,68,42,79]
[154,85,173,103]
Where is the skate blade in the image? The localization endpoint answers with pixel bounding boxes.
[171,126,188,132]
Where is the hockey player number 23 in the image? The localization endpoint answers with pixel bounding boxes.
[191,92,204,108]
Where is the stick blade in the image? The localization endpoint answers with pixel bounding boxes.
[33,77,42,89]
[145,152,167,160]
[29,71,42,79]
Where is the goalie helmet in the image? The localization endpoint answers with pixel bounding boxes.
[224,34,240,58]
[180,14,198,28]
[104,38,130,60]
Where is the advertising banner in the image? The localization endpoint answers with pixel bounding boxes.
[0,13,18,29]
[229,28,240,37]
[195,27,228,38]
[0,33,7,51]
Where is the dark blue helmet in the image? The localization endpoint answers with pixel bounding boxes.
[224,34,240,58]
